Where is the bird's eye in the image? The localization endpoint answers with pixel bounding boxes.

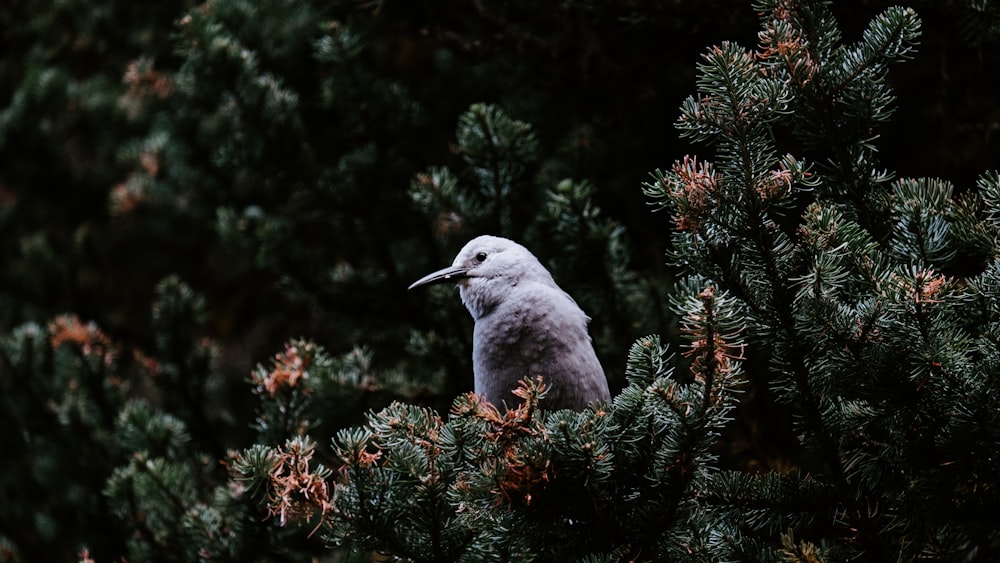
[475,252,488,263]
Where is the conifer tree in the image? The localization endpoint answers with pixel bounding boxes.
[235,1,1000,561]
[2,1,999,562]
[234,289,746,561]
[642,1,1000,560]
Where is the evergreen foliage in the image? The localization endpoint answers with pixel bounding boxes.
[641,1,1000,559]
[1,0,999,562]
[237,288,745,561]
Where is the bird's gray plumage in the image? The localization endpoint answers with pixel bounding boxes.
[409,235,611,410]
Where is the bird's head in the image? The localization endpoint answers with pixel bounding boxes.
[408,235,556,319]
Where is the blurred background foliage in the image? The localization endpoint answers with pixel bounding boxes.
[0,0,997,560]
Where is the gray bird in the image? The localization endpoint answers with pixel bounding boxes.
[409,235,611,410]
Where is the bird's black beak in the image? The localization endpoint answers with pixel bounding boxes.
[408,266,469,290]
